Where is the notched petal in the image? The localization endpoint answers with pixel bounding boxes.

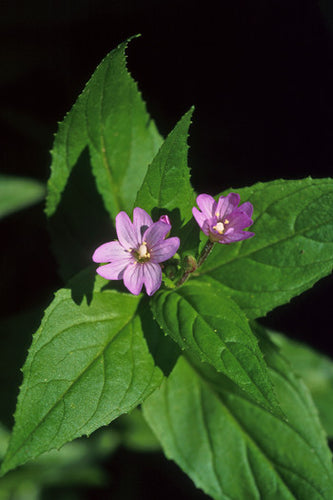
[192,207,206,229]
[144,221,171,247]
[92,241,129,263]
[143,262,162,296]
[96,260,130,280]
[151,237,180,263]
[216,192,240,218]
[123,262,144,295]
[116,211,138,250]
[133,207,153,241]
[196,193,216,218]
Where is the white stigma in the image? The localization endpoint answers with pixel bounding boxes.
[213,222,225,234]
[138,242,150,259]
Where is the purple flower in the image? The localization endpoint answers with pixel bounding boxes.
[192,193,255,244]
[92,208,180,296]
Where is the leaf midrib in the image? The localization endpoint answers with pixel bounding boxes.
[159,290,277,414]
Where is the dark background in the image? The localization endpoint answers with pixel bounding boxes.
[1,1,333,498]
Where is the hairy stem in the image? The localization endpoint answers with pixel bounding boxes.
[197,240,214,267]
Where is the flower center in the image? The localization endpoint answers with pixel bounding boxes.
[213,221,225,234]
[136,242,150,262]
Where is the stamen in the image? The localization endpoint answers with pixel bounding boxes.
[137,242,150,262]
[224,218,229,225]
[213,222,225,234]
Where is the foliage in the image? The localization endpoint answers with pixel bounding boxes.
[0,175,45,219]
[1,38,333,499]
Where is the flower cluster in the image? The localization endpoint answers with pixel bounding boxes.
[93,193,254,295]
[92,208,179,296]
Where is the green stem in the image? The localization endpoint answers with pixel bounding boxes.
[176,268,192,287]
[197,240,215,267]
[176,239,215,287]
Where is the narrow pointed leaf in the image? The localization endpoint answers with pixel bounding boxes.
[46,37,162,220]
[151,279,281,416]
[135,107,195,235]
[0,175,44,219]
[197,178,333,318]
[143,336,333,500]
[1,281,174,475]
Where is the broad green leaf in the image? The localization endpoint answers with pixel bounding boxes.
[46,37,162,220]
[151,279,281,416]
[0,175,44,219]
[269,329,333,439]
[196,178,333,319]
[1,280,176,475]
[143,334,333,500]
[135,107,196,236]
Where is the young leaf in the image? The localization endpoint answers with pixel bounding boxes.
[46,37,162,221]
[269,329,333,439]
[0,175,44,219]
[1,282,175,475]
[151,279,281,417]
[143,336,333,500]
[135,107,196,235]
[197,178,333,319]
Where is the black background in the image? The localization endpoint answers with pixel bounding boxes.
[1,1,333,498]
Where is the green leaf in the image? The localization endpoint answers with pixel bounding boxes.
[135,107,196,236]
[197,177,333,319]
[151,279,281,416]
[269,329,333,439]
[1,281,176,475]
[46,37,162,220]
[143,334,333,500]
[0,175,44,219]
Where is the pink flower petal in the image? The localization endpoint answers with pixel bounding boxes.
[196,194,216,218]
[143,221,171,248]
[142,262,162,296]
[215,193,240,218]
[192,207,206,230]
[92,240,130,263]
[238,201,253,218]
[96,259,131,280]
[221,229,255,243]
[202,219,212,237]
[226,209,253,231]
[123,262,144,295]
[150,237,180,263]
[133,207,153,242]
[116,211,138,250]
